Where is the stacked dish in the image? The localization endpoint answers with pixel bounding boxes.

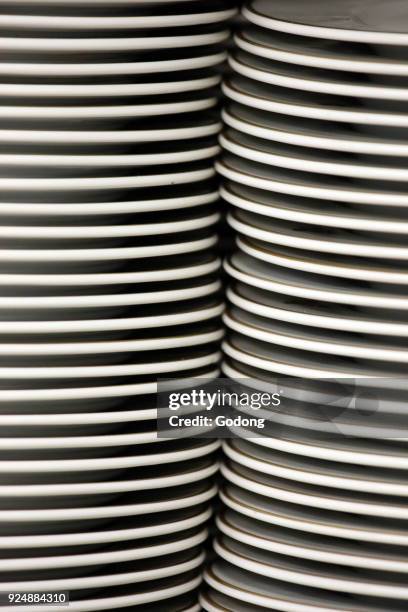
[204,0,408,610]
[0,0,237,609]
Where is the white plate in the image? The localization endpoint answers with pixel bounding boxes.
[238,236,408,283]
[200,589,260,612]
[229,209,408,259]
[0,346,221,380]
[225,439,408,496]
[0,279,220,309]
[0,118,221,146]
[0,460,217,496]
[0,441,220,473]
[0,258,220,288]
[0,370,220,424]
[226,251,408,309]
[224,306,408,363]
[0,144,220,168]
[0,30,229,52]
[221,127,408,181]
[221,483,408,546]
[0,302,223,333]
[0,355,221,402]
[221,181,408,234]
[6,575,202,612]
[215,535,408,600]
[236,27,408,75]
[0,9,236,30]
[0,506,212,550]
[0,191,218,217]
[217,510,408,572]
[0,534,206,573]
[237,433,408,470]
[0,74,221,98]
[222,460,408,520]
[244,0,408,45]
[0,483,217,523]
[207,560,383,612]
[0,165,215,192]
[0,236,218,264]
[223,333,407,380]
[217,154,408,207]
[228,283,408,337]
[0,122,221,146]
[223,75,408,127]
[230,50,408,101]
[0,328,223,357]
[0,212,219,239]
[0,52,227,77]
[224,357,408,436]
[0,96,218,120]
[223,103,408,157]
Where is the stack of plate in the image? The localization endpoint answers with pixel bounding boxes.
[203,0,408,610]
[0,0,238,609]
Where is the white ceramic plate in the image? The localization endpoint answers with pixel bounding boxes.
[0,506,212,550]
[223,332,408,381]
[238,432,408,470]
[0,279,220,309]
[0,165,215,192]
[0,236,218,264]
[0,9,236,30]
[0,211,219,239]
[0,257,220,288]
[221,483,408,546]
[221,127,408,181]
[0,96,218,120]
[8,574,202,612]
[224,306,408,363]
[0,191,219,218]
[230,50,408,101]
[0,355,221,402]
[0,483,217,523]
[228,282,408,337]
[0,534,206,573]
[237,236,408,283]
[200,588,260,612]
[244,0,408,45]
[217,154,408,207]
[0,328,222,357]
[0,30,229,52]
[221,182,408,234]
[0,52,228,77]
[215,536,408,600]
[206,560,383,612]
[223,75,408,127]
[0,302,223,334]
[0,441,220,473]
[0,460,218,497]
[217,510,408,572]
[0,144,220,167]
[229,209,408,259]
[225,439,408,496]
[226,251,408,309]
[2,121,220,145]
[0,278,219,309]
[221,460,408,520]
[236,27,408,75]
[223,103,408,157]
[0,346,221,380]
[0,74,221,98]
